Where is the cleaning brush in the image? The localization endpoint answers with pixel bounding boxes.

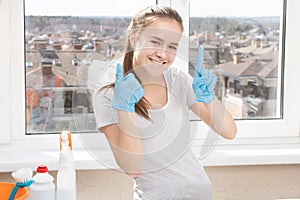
[8,168,34,200]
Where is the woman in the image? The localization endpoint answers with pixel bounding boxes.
[93,5,237,199]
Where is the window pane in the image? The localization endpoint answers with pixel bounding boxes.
[189,0,285,119]
[25,0,154,134]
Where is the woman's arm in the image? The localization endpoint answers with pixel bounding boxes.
[191,45,237,139]
[190,97,237,139]
[100,110,143,177]
[98,64,144,177]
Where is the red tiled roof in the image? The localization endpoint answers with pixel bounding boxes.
[218,52,278,79]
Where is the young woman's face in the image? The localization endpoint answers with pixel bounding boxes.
[131,17,183,76]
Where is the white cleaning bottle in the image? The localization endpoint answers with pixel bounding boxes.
[56,131,77,200]
[29,165,55,200]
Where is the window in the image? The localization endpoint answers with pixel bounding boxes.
[21,0,295,137]
[2,0,299,138]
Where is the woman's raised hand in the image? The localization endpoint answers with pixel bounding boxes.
[112,64,144,112]
[192,45,217,103]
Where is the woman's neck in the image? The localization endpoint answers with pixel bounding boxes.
[133,66,166,86]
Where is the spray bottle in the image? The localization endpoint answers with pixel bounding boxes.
[56,131,77,200]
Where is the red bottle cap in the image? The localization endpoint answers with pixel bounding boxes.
[37,165,48,173]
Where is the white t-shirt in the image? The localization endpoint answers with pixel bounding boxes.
[93,67,212,200]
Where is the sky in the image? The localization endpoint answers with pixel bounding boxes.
[25,0,283,17]
[25,0,152,16]
[190,0,282,17]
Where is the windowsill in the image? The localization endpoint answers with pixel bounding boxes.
[1,134,300,172]
[197,137,300,166]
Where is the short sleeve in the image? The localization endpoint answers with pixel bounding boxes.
[181,71,197,107]
[167,67,196,108]
[92,87,118,130]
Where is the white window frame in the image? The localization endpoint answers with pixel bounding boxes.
[0,0,299,172]
[0,0,11,144]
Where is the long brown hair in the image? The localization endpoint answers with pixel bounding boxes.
[103,5,183,120]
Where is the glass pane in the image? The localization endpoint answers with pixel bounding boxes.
[25,0,154,134]
[189,0,285,119]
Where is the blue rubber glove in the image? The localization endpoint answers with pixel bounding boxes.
[112,64,144,112]
[192,45,217,103]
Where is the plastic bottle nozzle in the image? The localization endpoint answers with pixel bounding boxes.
[60,131,72,150]
[37,165,49,173]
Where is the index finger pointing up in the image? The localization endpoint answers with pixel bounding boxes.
[195,44,204,73]
[115,63,123,83]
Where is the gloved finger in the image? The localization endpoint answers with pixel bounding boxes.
[205,71,216,88]
[115,63,123,83]
[200,69,215,87]
[192,77,206,88]
[193,79,207,92]
[123,72,136,82]
[207,76,217,91]
[193,68,201,79]
[125,74,144,103]
[131,87,145,103]
[195,44,205,75]
[202,68,213,79]
[125,73,143,89]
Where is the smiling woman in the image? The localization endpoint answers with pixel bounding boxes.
[92,5,237,199]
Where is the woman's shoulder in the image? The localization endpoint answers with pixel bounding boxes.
[93,83,115,99]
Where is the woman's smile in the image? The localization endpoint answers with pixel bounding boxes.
[148,57,167,65]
